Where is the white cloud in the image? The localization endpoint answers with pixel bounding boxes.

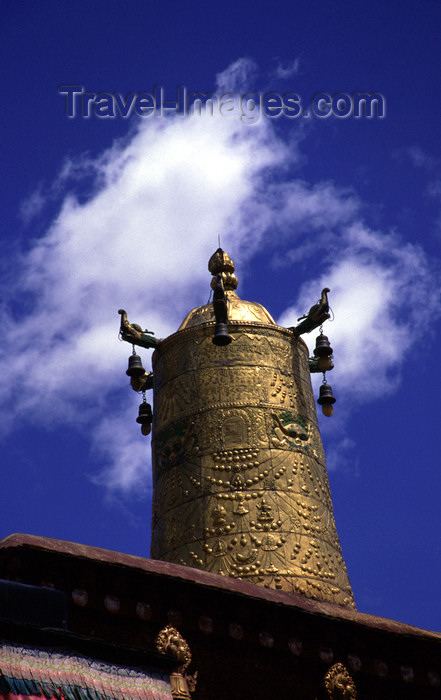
[19,186,46,225]
[406,145,437,171]
[1,107,293,490]
[271,58,301,81]
[325,437,358,474]
[90,406,152,494]
[2,62,439,491]
[278,223,439,403]
[426,180,441,199]
[215,57,258,93]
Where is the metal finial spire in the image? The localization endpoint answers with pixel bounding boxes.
[208,249,238,291]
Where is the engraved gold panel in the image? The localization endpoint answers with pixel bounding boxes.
[151,321,354,608]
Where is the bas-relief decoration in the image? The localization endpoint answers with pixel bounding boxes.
[151,322,355,609]
[324,663,357,699]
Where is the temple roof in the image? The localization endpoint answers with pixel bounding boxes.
[1,534,441,698]
[1,533,439,641]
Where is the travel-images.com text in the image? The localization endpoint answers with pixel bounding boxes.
[58,86,385,123]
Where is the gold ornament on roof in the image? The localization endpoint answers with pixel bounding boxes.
[208,248,238,290]
[156,625,191,671]
[179,249,275,329]
[324,663,357,699]
[156,625,196,699]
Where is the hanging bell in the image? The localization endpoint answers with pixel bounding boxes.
[126,353,145,377]
[137,402,153,435]
[317,383,336,417]
[212,322,232,346]
[314,334,333,357]
[136,402,153,424]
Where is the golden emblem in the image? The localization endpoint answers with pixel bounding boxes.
[324,663,357,699]
[156,625,196,699]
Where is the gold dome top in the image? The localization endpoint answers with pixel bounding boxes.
[178,249,276,330]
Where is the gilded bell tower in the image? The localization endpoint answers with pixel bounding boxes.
[119,250,354,609]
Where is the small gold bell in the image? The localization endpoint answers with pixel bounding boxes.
[126,353,145,377]
[213,322,232,346]
[314,334,333,357]
[136,402,152,423]
[317,383,336,417]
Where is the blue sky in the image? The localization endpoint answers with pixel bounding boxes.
[1,0,441,631]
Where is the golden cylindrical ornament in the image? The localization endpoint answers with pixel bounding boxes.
[150,290,354,609]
